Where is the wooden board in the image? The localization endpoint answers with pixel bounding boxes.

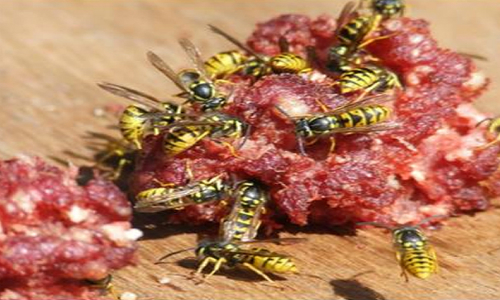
[1,0,500,299]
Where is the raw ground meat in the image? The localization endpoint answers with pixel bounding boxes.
[0,156,140,299]
[130,14,499,229]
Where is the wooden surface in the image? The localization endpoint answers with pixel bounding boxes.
[1,0,500,299]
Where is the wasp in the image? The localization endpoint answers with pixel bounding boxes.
[476,117,500,150]
[209,25,311,78]
[369,0,405,19]
[328,1,398,73]
[147,39,230,112]
[358,215,444,281]
[134,174,229,213]
[220,181,269,243]
[335,64,402,97]
[84,274,118,299]
[204,50,248,79]
[327,1,385,72]
[275,94,396,155]
[161,112,249,157]
[98,82,183,149]
[157,238,302,283]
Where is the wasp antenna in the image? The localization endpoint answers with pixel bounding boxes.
[415,215,447,227]
[156,247,197,263]
[274,106,307,156]
[475,117,494,128]
[273,105,293,120]
[237,124,252,151]
[296,135,307,156]
[356,221,394,230]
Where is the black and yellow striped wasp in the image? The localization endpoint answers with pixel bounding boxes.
[358,215,444,281]
[275,94,397,155]
[147,39,230,112]
[204,49,249,79]
[134,173,230,213]
[335,64,402,96]
[160,112,250,157]
[98,82,184,149]
[476,116,500,150]
[157,238,302,283]
[327,1,389,73]
[209,24,311,78]
[368,0,405,19]
[220,180,269,243]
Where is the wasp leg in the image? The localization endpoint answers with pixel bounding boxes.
[216,141,240,157]
[204,258,227,281]
[351,81,382,103]
[358,32,397,49]
[152,179,176,187]
[305,137,320,146]
[314,99,332,113]
[476,137,500,150]
[396,252,409,282]
[110,158,130,180]
[242,262,274,283]
[196,257,218,276]
[329,136,337,153]
[106,284,120,300]
[185,160,194,182]
[297,135,307,156]
[214,79,236,85]
[429,247,439,274]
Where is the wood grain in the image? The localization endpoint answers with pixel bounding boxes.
[1,0,500,299]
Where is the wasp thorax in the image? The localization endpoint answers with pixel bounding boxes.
[192,82,214,100]
[394,227,424,244]
[201,96,227,112]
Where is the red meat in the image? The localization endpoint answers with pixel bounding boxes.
[0,157,139,299]
[131,14,498,230]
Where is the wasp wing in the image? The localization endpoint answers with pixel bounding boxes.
[326,93,395,116]
[208,24,265,62]
[211,247,285,258]
[134,184,204,212]
[221,195,268,242]
[234,237,307,246]
[158,120,223,133]
[98,82,164,110]
[147,51,189,92]
[178,38,211,82]
[327,122,400,134]
[335,1,357,38]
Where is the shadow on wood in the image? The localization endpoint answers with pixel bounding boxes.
[330,278,386,300]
